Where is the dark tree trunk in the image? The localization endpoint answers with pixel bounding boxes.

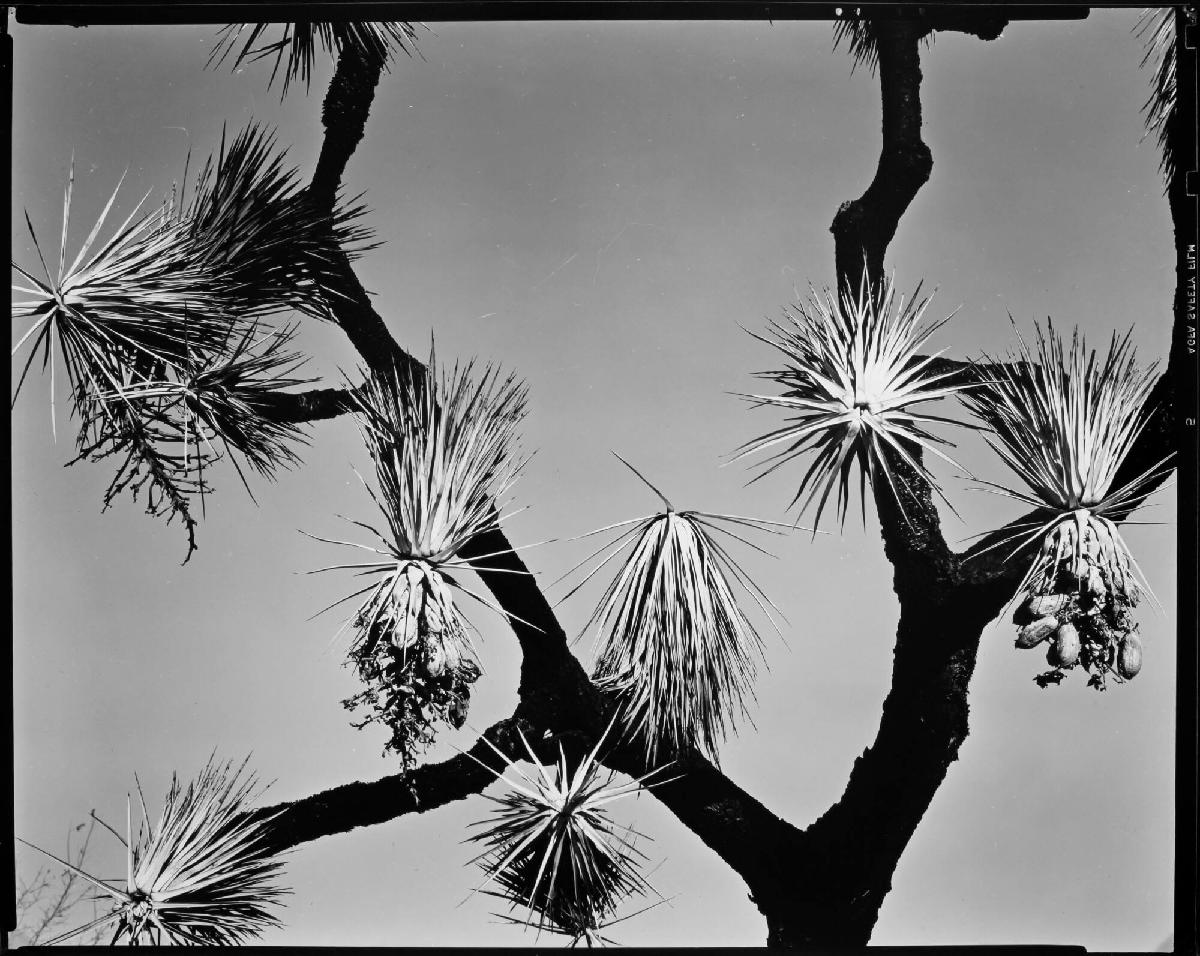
[244,10,1190,950]
[830,18,932,297]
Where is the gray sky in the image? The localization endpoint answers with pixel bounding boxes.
[11,11,1176,948]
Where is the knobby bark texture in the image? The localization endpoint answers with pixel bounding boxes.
[831,17,933,299]
[761,9,1185,948]
[247,9,1186,948]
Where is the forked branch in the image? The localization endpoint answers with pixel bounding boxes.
[257,38,815,921]
[244,12,1184,950]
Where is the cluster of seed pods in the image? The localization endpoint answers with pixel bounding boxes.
[344,559,482,765]
[1013,548,1142,690]
[359,560,473,675]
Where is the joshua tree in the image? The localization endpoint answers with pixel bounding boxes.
[10,8,1189,948]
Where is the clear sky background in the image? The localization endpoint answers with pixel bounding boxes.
[11,10,1177,949]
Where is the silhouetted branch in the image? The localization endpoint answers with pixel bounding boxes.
[246,11,1184,948]
[259,718,522,852]
[780,8,1182,948]
[254,43,819,929]
[255,384,361,423]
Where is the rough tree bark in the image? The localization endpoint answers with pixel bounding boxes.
[250,9,1186,948]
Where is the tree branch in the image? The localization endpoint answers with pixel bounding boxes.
[830,16,933,299]
[259,43,823,925]
[601,740,803,906]
[258,717,523,853]
[832,15,954,581]
[922,8,1007,41]
[311,44,386,209]
[772,593,990,946]
[255,385,360,423]
[761,8,1183,947]
[255,14,1182,948]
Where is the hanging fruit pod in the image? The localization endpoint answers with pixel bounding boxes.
[1016,616,1059,649]
[392,573,422,651]
[1117,633,1143,679]
[424,637,448,679]
[1047,622,1081,667]
[448,695,470,729]
[442,631,464,674]
[422,576,446,634]
[1071,556,1091,583]
[1017,593,1072,623]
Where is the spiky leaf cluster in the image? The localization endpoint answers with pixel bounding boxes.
[352,355,529,564]
[737,273,974,531]
[20,757,288,946]
[12,124,368,557]
[466,725,666,943]
[75,322,313,531]
[1134,7,1177,184]
[832,14,882,73]
[210,21,421,94]
[963,320,1171,683]
[181,124,375,320]
[832,12,934,74]
[310,351,528,763]
[562,458,784,764]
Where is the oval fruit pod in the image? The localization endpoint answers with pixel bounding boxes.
[422,579,446,634]
[441,632,464,673]
[1117,633,1143,679]
[405,561,427,588]
[424,638,448,679]
[1016,616,1059,649]
[1047,622,1081,667]
[1029,593,1072,620]
[1012,595,1038,626]
[396,578,423,650]
[448,695,469,729]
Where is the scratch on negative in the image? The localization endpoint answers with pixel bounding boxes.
[593,222,631,285]
[531,252,578,290]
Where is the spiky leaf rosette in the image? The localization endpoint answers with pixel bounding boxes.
[962,320,1172,689]
[351,353,529,564]
[86,323,316,507]
[57,323,315,562]
[1134,7,1177,184]
[174,322,315,482]
[308,350,529,766]
[209,21,421,95]
[11,166,226,557]
[182,123,374,320]
[13,126,369,416]
[832,14,883,73]
[735,273,976,532]
[831,13,935,75]
[13,127,369,555]
[560,457,785,764]
[11,164,231,433]
[19,756,288,946]
[466,723,668,943]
